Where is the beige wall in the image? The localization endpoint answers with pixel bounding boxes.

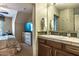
[75,15,79,32]
[59,9,74,32]
[15,12,32,43]
[36,3,47,32]
[75,9,79,32]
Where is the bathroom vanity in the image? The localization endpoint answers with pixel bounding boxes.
[38,35,79,56]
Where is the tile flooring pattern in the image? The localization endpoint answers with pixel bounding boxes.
[16,43,33,56]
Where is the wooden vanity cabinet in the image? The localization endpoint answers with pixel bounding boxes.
[38,43,52,56]
[38,39,52,56]
[38,38,78,56]
[46,40,62,49]
[53,48,74,56]
[63,44,79,55]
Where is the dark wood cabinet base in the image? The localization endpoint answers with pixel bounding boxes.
[38,38,79,56]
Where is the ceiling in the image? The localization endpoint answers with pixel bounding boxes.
[0,3,33,14]
[53,3,79,10]
[1,3,79,14]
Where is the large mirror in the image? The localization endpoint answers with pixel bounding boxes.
[47,3,79,37]
[36,3,79,38]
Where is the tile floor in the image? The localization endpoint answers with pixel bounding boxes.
[16,43,33,56]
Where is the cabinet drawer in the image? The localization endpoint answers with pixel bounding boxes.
[38,43,52,56]
[64,44,79,55]
[38,38,46,44]
[54,49,74,56]
[46,40,62,49]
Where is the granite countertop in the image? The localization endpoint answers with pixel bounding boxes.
[38,35,79,47]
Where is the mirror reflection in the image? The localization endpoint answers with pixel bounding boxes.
[48,3,79,37]
[37,3,79,38]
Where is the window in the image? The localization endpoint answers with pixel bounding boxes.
[0,15,12,36]
[0,20,4,35]
[0,15,4,35]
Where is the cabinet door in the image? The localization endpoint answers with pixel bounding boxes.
[54,49,74,56]
[64,44,79,55]
[38,43,52,56]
